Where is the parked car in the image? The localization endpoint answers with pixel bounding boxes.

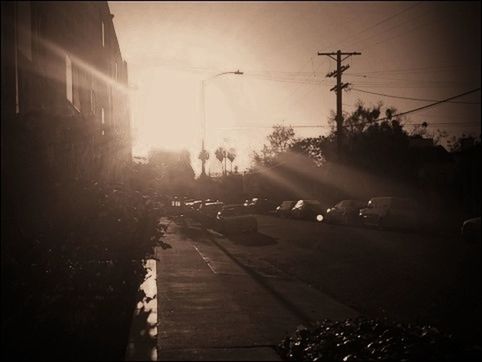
[291,200,324,222]
[325,199,366,225]
[216,204,258,234]
[359,197,422,230]
[198,201,224,226]
[184,200,203,216]
[244,198,278,214]
[461,217,481,243]
[275,201,296,218]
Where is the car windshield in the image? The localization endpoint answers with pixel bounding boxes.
[293,200,304,209]
[336,200,349,208]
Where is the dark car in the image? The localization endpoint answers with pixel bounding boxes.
[275,201,296,218]
[216,204,257,234]
[198,201,224,227]
[244,198,278,214]
[461,217,481,243]
[291,200,324,222]
[325,199,366,225]
[359,197,423,230]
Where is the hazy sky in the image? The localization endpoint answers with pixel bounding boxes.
[109,1,480,175]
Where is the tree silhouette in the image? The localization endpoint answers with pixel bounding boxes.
[252,124,297,167]
[227,148,236,173]
[215,147,227,175]
[198,149,209,162]
[148,148,195,194]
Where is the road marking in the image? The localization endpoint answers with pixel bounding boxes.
[192,244,218,274]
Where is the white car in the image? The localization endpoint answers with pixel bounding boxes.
[359,197,422,230]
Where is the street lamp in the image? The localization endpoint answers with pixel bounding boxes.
[200,70,243,176]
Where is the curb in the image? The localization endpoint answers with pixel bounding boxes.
[125,258,159,361]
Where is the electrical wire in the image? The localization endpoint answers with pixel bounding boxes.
[357,6,432,52]
[351,87,481,105]
[347,65,479,75]
[374,88,481,122]
[331,2,422,51]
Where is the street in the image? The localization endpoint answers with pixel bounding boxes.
[153,213,480,359]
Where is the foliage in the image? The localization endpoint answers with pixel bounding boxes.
[227,147,237,173]
[215,146,226,163]
[198,149,210,162]
[227,147,236,163]
[278,317,478,361]
[252,124,297,167]
[292,103,414,180]
[214,146,229,175]
[2,176,162,360]
[148,148,195,194]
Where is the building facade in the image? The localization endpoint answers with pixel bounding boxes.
[1,1,131,184]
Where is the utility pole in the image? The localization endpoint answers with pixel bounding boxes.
[318,50,361,158]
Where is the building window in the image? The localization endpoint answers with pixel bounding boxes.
[101,21,105,47]
[14,5,19,114]
[90,77,96,114]
[65,55,73,102]
[72,65,81,111]
[90,89,95,114]
[17,1,32,61]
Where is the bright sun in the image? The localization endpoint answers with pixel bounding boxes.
[131,69,202,156]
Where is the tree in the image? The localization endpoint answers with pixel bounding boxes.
[227,148,236,173]
[251,124,297,167]
[148,148,195,194]
[214,146,227,175]
[198,149,210,161]
[292,102,413,180]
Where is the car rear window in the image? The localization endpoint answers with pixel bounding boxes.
[281,201,295,209]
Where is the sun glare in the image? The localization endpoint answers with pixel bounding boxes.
[132,69,201,154]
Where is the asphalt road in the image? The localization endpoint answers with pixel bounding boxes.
[187,214,480,344]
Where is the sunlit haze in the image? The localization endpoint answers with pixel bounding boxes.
[109,1,481,175]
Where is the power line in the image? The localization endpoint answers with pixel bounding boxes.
[375,88,481,122]
[217,124,330,130]
[358,5,432,52]
[351,83,476,89]
[332,2,422,51]
[243,73,325,85]
[348,64,479,75]
[351,87,481,105]
[345,73,476,86]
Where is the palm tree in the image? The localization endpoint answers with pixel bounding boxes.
[198,147,209,176]
[227,147,236,174]
[214,147,226,175]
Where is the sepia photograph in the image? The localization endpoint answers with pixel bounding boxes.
[1,1,480,361]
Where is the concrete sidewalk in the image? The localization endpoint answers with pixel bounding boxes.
[153,217,357,361]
